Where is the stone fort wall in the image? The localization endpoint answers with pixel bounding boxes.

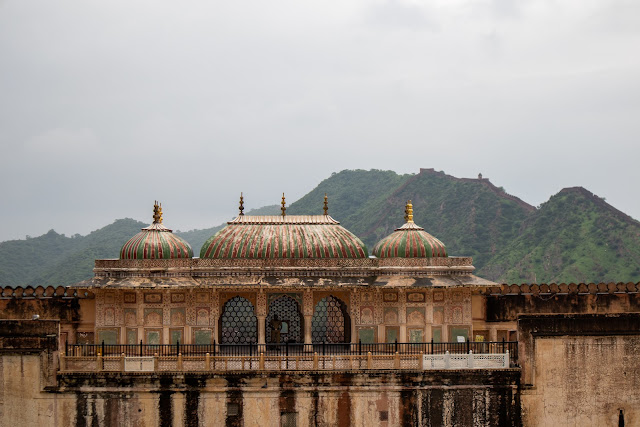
[518,314,640,426]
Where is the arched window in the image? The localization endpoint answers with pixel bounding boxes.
[219,296,257,344]
[266,295,303,343]
[311,295,350,344]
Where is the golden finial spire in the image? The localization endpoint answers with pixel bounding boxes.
[405,200,413,223]
[281,193,286,217]
[323,193,328,215]
[153,200,163,224]
[239,192,244,216]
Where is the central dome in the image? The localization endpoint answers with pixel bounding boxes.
[200,215,369,259]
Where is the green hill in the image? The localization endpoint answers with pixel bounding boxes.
[1,169,639,287]
[0,229,77,287]
[287,169,412,223]
[479,187,640,284]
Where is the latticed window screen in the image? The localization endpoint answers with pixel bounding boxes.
[220,296,257,344]
[311,295,349,343]
[266,296,302,343]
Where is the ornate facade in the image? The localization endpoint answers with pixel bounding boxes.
[69,198,500,348]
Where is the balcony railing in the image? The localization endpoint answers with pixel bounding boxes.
[66,340,517,359]
[61,340,517,372]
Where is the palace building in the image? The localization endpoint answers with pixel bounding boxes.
[1,195,639,426]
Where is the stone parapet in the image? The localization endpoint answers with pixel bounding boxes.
[0,286,94,299]
[0,319,59,354]
[482,281,640,296]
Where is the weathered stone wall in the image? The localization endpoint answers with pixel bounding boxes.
[0,362,522,426]
[518,314,640,427]
[47,370,521,427]
[0,298,82,322]
[522,335,639,426]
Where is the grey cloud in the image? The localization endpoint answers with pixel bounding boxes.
[0,0,639,241]
[364,1,439,31]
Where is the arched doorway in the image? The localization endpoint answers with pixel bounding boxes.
[266,295,303,344]
[219,296,257,344]
[311,295,350,344]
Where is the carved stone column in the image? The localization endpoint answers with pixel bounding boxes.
[256,290,267,345]
[399,290,407,342]
[303,291,314,346]
[257,316,266,345]
[350,289,358,344]
[304,315,313,345]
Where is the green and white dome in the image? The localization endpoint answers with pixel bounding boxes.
[372,200,447,258]
[120,202,193,259]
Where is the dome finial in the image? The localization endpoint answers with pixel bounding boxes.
[239,192,244,216]
[281,193,286,217]
[404,200,413,223]
[153,200,163,224]
[323,193,328,215]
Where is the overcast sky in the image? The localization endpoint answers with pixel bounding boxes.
[1,0,639,242]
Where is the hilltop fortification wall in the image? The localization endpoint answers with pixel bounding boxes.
[419,168,535,213]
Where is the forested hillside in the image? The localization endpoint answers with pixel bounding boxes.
[478,187,640,283]
[1,169,639,287]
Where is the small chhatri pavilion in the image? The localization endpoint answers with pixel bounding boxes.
[372,200,447,258]
[120,201,193,260]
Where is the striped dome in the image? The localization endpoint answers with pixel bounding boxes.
[120,203,193,259]
[120,223,193,259]
[200,215,368,259]
[372,222,447,258]
[372,201,447,258]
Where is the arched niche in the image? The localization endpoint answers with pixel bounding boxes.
[311,295,351,344]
